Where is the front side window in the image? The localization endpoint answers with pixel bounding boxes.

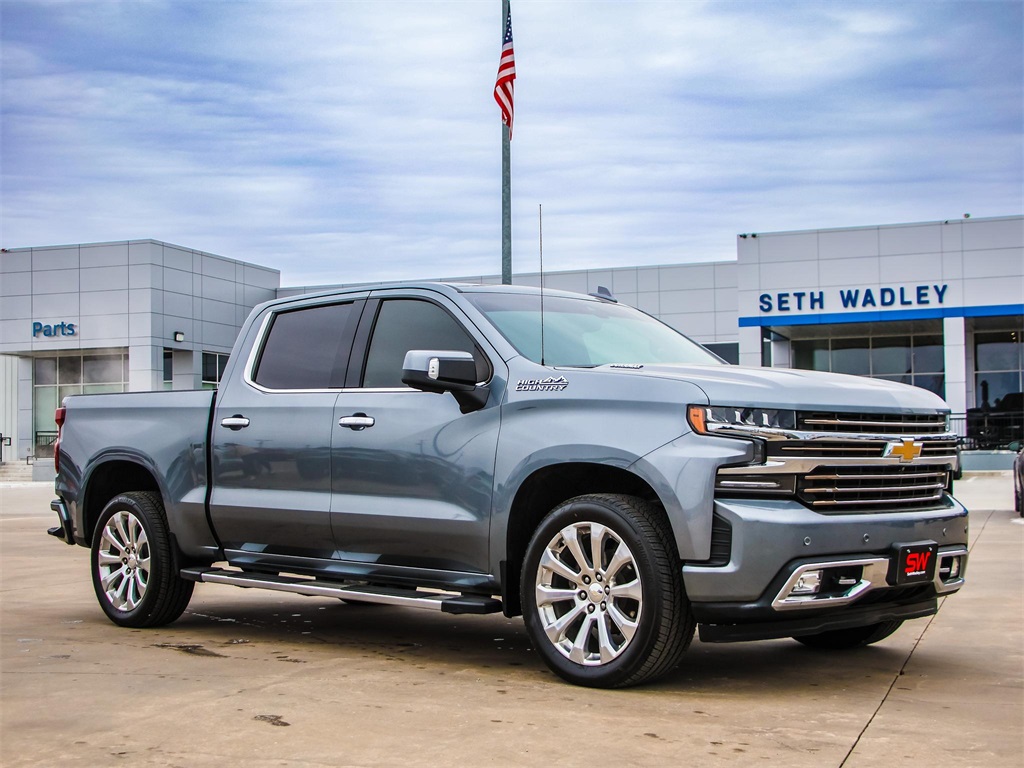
[466,292,721,367]
[253,302,356,390]
[362,299,488,388]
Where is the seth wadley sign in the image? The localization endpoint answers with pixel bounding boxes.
[758,284,949,314]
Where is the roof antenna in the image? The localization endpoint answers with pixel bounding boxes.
[539,203,546,366]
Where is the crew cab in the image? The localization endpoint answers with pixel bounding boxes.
[49,283,968,687]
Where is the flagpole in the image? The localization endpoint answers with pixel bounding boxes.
[501,0,512,285]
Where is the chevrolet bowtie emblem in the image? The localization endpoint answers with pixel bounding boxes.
[885,439,924,462]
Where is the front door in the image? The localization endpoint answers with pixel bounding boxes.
[330,294,500,575]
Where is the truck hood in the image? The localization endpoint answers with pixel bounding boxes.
[593,364,949,413]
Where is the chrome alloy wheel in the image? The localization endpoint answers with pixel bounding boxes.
[96,510,151,611]
[534,521,643,666]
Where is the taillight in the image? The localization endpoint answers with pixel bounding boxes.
[54,407,66,473]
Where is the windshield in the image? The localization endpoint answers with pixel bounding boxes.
[466,292,724,367]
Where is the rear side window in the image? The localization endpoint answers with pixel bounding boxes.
[253,302,356,389]
[362,299,489,388]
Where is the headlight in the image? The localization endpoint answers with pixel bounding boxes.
[687,405,796,436]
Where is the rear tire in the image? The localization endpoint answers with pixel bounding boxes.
[520,493,694,688]
[90,491,194,628]
[793,620,904,650]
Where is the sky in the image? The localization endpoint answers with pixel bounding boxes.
[1,0,1021,287]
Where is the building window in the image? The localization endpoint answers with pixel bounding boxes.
[163,349,173,390]
[33,351,127,457]
[791,334,945,397]
[702,342,739,365]
[202,352,229,389]
[970,317,1023,449]
[974,326,1023,410]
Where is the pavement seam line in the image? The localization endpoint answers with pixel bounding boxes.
[837,508,994,768]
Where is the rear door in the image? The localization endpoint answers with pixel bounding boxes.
[209,295,365,564]
[330,290,501,576]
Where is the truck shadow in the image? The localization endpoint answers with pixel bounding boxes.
[167,593,938,693]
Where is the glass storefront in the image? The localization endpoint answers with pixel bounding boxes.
[33,350,128,457]
[974,325,1023,410]
[969,316,1023,449]
[784,316,1023,449]
[792,333,945,397]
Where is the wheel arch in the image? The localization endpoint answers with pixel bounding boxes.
[81,458,162,545]
[501,462,671,617]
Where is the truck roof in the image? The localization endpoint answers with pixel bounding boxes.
[269,281,607,306]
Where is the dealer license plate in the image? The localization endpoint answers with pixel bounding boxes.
[888,541,938,586]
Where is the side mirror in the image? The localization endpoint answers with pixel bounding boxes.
[402,350,489,413]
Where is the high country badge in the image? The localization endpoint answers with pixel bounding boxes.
[516,376,569,392]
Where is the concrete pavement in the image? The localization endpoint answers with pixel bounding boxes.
[1,475,1021,767]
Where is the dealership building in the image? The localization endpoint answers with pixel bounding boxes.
[1,214,1022,477]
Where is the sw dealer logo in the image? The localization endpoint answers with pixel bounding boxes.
[892,543,938,585]
[904,550,932,578]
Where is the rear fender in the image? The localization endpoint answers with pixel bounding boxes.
[76,451,218,557]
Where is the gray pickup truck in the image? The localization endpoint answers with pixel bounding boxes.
[49,282,968,688]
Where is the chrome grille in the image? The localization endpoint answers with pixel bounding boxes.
[920,440,959,457]
[797,411,948,435]
[768,438,959,460]
[797,465,950,512]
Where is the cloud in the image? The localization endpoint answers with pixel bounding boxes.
[1,1,1020,285]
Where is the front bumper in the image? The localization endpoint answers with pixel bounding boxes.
[696,595,941,643]
[683,495,968,642]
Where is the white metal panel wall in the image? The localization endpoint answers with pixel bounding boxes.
[0,354,17,459]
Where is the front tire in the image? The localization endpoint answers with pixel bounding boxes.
[793,620,904,650]
[90,491,194,628]
[521,494,694,688]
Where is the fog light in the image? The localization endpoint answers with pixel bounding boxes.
[940,555,961,580]
[791,570,822,595]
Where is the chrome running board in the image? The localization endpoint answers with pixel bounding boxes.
[180,566,501,615]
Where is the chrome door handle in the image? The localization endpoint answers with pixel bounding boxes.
[338,415,375,430]
[220,415,250,430]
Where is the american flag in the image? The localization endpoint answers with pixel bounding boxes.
[494,6,516,139]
